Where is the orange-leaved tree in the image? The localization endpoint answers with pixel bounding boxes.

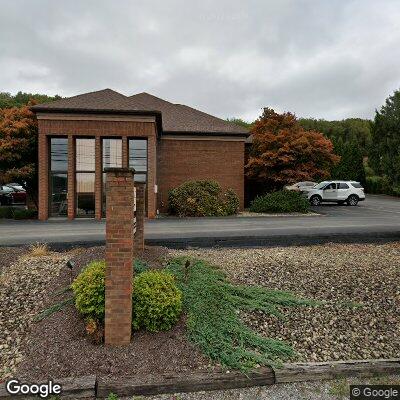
[0,104,38,206]
[246,108,339,190]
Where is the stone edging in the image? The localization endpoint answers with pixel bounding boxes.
[1,359,399,399]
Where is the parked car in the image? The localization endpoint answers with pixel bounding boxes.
[308,181,365,206]
[8,186,27,204]
[0,185,14,205]
[284,181,317,194]
[7,182,25,191]
[0,185,27,205]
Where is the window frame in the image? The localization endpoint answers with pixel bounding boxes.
[48,136,68,217]
[75,137,96,218]
[128,138,148,183]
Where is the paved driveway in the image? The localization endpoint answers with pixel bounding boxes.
[0,195,399,247]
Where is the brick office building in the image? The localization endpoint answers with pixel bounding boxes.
[32,89,249,220]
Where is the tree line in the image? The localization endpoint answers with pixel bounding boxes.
[231,90,400,196]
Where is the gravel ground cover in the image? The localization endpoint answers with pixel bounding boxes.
[0,246,26,274]
[0,249,68,380]
[171,242,400,362]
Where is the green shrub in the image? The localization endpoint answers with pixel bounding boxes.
[167,257,314,371]
[13,208,37,219]
[0,207,37,219]
[132,270,182,332]
[72,261,181,332]
[134,259,149,274]
[223,188,240,215]
[365,175,392,194]
[0,207,14,218]
[71,261,106,321]
[250,190,309,213]
[168,180,239,217]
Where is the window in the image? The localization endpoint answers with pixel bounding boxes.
[325,183,337,190]
[76,138,95,217]
[102,138,122,215]
[338,183,349,189]
[49,138,68,217]
[129,139,147,183]
[103,138,122,169]
[351,182,363,188]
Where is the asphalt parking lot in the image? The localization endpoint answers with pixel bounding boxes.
[0,195,399,247]
[312,194,400,217]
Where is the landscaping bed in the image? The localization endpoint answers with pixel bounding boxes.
[2,246,212,382]
[0,242,399,384]
[172,242,400,362]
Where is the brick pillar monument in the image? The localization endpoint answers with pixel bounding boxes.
[133,183,146,256]
[104,167,135,345]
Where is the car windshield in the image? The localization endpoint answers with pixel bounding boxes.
[314,182,328,189]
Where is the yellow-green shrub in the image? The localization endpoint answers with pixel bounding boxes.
[132,270,182,332]
[71,261,106,321]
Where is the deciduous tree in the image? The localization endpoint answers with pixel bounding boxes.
[246,108,339,190]
[0,105,38,206]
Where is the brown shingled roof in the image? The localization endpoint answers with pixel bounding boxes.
[128,92,248,134]
[32,89,249,136]
[31,89,149,112]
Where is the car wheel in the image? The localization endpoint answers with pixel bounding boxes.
[347,195,359,206]
[310,195,322,206]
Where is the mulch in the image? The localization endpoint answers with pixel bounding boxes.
[16,246,213,381]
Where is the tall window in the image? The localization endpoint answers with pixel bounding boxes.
[129,139,147,183]
[76,138,95,217]
[49,138,68,217]
[102,138,122,214]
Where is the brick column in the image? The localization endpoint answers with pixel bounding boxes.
[95,136,102,220]
[38,133,48,220]
[133,183,146,256]
[67,135,75,220]
[104,168,135,346]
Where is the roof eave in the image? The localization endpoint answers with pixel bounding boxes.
[31,107,164,137]
[163,130,249,138]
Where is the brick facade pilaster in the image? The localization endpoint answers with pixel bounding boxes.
[147,136,157,218]
[67,135,76,220]
[122,136,128,168]
[95,136,102,220]
[38,134,48,220]
[133,183,146,256]
[104,168,135,345]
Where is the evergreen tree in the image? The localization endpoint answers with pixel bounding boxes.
[369,89,400,187]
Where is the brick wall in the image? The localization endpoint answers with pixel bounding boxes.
[157,138,245,212]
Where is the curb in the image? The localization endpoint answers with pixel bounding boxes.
[35,231,400,251]
[1,359,399,399]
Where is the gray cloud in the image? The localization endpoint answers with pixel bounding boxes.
[1,0,400,120]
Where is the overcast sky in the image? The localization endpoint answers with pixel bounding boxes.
[1,0,400,121]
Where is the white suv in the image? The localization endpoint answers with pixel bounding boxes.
[307,181,365,206]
